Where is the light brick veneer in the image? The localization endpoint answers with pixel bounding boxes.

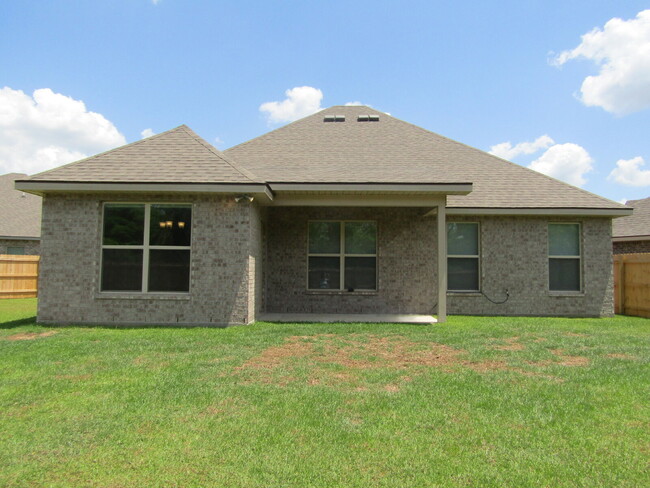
[0,239,40,255]
[264,209,614,317]
[613,240,650,255]
[37,193,261,326]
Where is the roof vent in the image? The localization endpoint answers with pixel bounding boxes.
[324,115,345,122]
[358,114,379,122]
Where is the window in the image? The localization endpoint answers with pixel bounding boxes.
[447,222,479,291]
[308,221,377,291]
[548,223,581,292]
[7,246,25,255]
[101,203,192,293]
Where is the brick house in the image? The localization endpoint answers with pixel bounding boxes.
[613,197,650,254]
[0,173,41,255]
[16,106,631,326]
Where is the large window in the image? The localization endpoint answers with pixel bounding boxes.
[101,203,192,293]
[548,223,581,292]
[308,221,377,291]
[447,222,479,291]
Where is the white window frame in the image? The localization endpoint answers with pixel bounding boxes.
[548,222,582,292]
[307,220,377,291]
[100,202,192,294]
[447,221,480,292]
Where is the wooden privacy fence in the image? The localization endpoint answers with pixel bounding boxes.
[0,254,39,299]
[614,253,650,318]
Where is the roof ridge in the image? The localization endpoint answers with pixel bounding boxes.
[25,125,188,180]
[178,126,263,183]
[225,105,386,153]
[380,112,627,210]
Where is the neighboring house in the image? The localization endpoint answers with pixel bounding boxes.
[16,106,630,326]
[0,173,41,255]
[613,197,650,254]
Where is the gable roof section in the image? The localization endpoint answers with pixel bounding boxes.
[0,173,41,239]
[613,197,650,238]
[226,105,625,210]
[25,125,262,185]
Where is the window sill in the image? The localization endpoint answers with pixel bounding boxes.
[447,291,482,297]
[305,290,378,296]
[95,292,191,301]
[548,291,585,297]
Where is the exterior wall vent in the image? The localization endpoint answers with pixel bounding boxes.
[358,114,379,122]
[324,115,345,122]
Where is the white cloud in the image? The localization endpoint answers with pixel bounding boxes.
[214,136,224,149]
[528,143,594,187]
[608,156,650,186]
[489,135,555,160]
[0,87,125,175]
[259,86,323,124]
[552,10,650,115]
[152,0,161,4]
[345,101,364,106]
[141,128,155,139]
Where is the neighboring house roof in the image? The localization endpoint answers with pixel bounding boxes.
[27,125,262,184]
[16,105,627,214]
[0,173,42,239]
[613,197,650,239]
[226,106,623,210]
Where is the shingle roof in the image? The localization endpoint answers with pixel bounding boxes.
[27,125,262,184]
[0,173,41,238]
[226,105,624,209]
[613,197,650,238]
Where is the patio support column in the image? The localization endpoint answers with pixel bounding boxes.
[437,201,447,323]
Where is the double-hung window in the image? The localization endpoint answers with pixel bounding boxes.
[548,223,581,292]
[447,222,480,291]
[101,203,192,293]
[308,221,377,291]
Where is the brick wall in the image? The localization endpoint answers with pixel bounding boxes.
[264,209,614,317]
[447,216,613,317]
[0,239,40,255]
[613,240,650,254]
[37,193,259,326]
[265,207,437,314]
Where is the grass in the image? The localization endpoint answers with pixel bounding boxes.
[1,299,649,487]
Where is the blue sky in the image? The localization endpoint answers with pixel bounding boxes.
[1,0,650,204]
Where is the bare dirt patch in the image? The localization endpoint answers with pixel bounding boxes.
[551,348,590,367]
[565,332,588,338]
[492,336,526,351]
[235,334,548,389]
[3,330,58,341]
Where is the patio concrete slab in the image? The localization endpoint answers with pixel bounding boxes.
[258,313,437,324]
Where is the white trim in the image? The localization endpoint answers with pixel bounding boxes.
[15,181,273,201]
[440,207,632,217]
[270,183,472,194]
[548,222,582,293]
[612,235,650,242]
[307,220,378,292]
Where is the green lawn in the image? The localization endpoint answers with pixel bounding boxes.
[1,299,649,487]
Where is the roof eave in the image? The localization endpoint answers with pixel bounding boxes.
[14,180,274,202]
[612,235,650,242]
[268,182,473,195]
[443,207,633,217]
